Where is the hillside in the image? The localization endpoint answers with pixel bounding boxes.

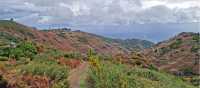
[0,20,198,88]
[143,32,200,75]
[0,20,126,56]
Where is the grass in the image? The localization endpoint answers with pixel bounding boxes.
[20,62,68,81]
[88,60,197,88]
[20,60,69,88]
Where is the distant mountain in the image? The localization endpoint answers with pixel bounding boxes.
[103,38,154,51]
[143,32,200,75]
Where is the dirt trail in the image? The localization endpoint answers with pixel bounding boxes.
[68,62,89,88]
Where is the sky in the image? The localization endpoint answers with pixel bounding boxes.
[0,0,200,42]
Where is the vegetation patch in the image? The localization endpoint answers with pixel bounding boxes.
[87,54,197,88]
[20,61,69,88]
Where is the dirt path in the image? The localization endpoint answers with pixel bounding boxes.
[68,62,89,88]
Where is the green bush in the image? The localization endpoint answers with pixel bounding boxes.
[1,42,38,60]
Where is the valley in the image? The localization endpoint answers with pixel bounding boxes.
[0,20,199,88]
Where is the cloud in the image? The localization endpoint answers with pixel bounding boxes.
[0,0,199,27]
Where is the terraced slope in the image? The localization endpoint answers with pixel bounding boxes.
[143,32,200,75]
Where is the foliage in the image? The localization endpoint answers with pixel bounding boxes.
[11,42,37,60]
[0,42,37,60]
[88,60,197,88]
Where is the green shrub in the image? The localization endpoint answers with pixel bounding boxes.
[17,42,37,59]
[1,42,38,60]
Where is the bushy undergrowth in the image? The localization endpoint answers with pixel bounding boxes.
[20,58,69,88]
[20,62,68,81]
[88,59,197,88]
[0,41,37,61]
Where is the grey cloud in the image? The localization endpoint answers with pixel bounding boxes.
[0,0,199,27]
